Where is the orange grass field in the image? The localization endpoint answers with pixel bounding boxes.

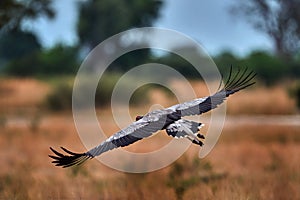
[0,78,299,199]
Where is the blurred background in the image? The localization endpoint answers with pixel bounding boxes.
[0,0,299,199]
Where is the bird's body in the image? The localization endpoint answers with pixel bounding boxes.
[49,67,256,168]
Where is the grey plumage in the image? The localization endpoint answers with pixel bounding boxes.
[49,67,256,168]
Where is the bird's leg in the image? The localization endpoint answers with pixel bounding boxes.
[187,137,203,146]
[197,133,205,139]
[181,124,204,146]
[196,124,205,139]
[181,124,198,140]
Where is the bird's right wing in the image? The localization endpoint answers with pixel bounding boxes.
[49,110,170,168]
[174,67,256,117]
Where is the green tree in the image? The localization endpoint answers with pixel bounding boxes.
[231,0,300,59]
[213,51,241,73]
[76,0,163,72]
[0,28,41,62]
[77,0,163,50]
[5,44,79,76]
[0,0,54,32]
[0,28,41,76]
[38,44,79,75]
[244,50,285,85]
[0,0,55,76]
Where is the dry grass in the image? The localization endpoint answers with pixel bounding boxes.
[227,85,296,115]
[153,80,297,115]
[0,78,49,113]
[1,112,299,199]
[0,78,299,199]
[0,78,297,115]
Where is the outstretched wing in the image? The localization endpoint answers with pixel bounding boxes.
[174,67,256,116]
[49,110,170,168]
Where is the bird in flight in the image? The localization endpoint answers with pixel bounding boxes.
[49,67,256,168]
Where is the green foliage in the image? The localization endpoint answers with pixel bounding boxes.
[231,0,300,59]
[77,0,163,49]
[95,73,121,107]
[2,0,164,76]
[4,44,79,77]
[214,50,300,85]
[38,44,79,74]
[75,0,163,73]
[5,51,41,76]
[0,115,7,128]
[0,28,42,76]
[44,73,129,111]
[96,73,170,107]
[244,51,285,85]
[295,86,300,109]
[109,49,152,73]
[213,50,240,73]
[130,84,172,106]
[0,0,55,31]
[46,82,73,111]
[289,82,300,109]
[155,51,200,79]
[45,73,165,111]
[2,0,300,86]
[0,28,41,62]
[96,73,158,107]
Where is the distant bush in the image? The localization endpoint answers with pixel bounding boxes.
[0,115,7,128]
[5,52,41,76]
[45,73,169,111]
[46,82,73,111]
[213,50,299,85]
[213,50,240,73]
[73,73,132,108]
[289,82,300,110]
[0,29,41,63]
[96,73,171,107]
[96,73,122,107]
[38,45,79,75]
[296,86,300,110]
[244,51,285,85]
[4,44,79,77]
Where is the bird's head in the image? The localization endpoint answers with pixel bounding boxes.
[135,115,143,121]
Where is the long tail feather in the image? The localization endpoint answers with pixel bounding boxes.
[49,147,93,168]
[222,67,256,96]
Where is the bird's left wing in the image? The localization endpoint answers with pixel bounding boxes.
[49,110,170,168]
[172,67,256,117]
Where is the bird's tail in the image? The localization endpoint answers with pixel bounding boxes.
[49,147,93,168]
[219,66,256,96]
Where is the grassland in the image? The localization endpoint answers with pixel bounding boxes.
[0,78,299,199]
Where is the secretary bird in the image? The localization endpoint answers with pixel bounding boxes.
[49,67,256,168]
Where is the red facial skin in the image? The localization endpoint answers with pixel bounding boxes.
[135,116,143,121]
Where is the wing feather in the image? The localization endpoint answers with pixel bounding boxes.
[49,111,168,168]
[175,67,256,116]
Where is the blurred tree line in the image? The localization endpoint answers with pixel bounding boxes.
[0,0,163,76]
[214,50,300,85]
[0,0,299,86]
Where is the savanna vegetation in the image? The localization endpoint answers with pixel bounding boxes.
[0,0,299,199]
[0,79,299,199]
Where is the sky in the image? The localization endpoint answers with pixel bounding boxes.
[28,0,273,56]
